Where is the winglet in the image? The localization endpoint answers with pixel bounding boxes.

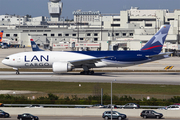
[30,39,44,51]
[140,25,170,53]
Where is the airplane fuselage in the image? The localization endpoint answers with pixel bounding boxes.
[2,50,158,69]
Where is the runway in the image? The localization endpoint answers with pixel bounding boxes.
[0,71,180,85]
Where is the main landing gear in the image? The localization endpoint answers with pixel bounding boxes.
[80,66,94,75]
[80,70,94,75]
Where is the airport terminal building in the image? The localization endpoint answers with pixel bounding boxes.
[0,0,180,52]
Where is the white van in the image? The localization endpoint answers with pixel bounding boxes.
[166,105,180,110]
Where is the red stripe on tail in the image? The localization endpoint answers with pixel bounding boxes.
[142,45,162,50]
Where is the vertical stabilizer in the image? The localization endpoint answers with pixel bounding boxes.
[140,25,170,53]
[0,31,4,42]
[30,39,44,51]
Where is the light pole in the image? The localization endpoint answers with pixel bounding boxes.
[100,14,103,41]
[112,15,114,41]
[111,79,116,120]
[177,15,180,44]
[156,17,160,32]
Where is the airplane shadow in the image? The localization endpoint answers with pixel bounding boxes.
[11,71,180,76]
[17,72,116,77]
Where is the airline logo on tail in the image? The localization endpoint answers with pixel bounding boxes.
[0,31,3,42]
[30,39,38,48]
[30,39,44,51]
[141,25,170,53]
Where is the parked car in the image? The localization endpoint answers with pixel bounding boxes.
[120,103,140,109]
[17,113,39,120]
[0,109,10,118]
[166,105,180,110]
[140,110,163,119]
[25,104,44,108]
[92,104,105,108]
[107,104,119,109]
[1,45,8,49]
[0,103,4,107]
[157,106,167,110]
[102,111,127,120]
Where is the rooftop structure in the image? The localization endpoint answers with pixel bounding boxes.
[73,10,101,23]
[48,0,63,21]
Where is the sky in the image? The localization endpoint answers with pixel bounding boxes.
[0,0,180,19]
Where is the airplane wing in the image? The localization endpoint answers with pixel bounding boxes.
[146,52,173,58]
[69,56,112,66]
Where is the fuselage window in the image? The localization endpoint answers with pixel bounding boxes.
[5,57,9,59]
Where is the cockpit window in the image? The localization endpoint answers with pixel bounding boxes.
[5,57,9,59]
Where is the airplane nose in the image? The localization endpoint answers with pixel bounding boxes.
[2,59,6,64]
[2,59,8,65]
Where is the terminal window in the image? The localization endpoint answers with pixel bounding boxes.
[168,18,174,21]
[113,19,120,21]
[87,33,91,36]
[14,34,18,37]
[6,34,10,37]
[94,38,98,41]
[94,33,98,36]
[43,34,47,36]
[80,38,84,40]
[51,34,55,36]
[115,33,119,36]
[72,34,76,36]
[145,24,152,27]
[111,24,120,27]
[129,33,133,36]
[58,34,62,36]
[45,30,51,32]
[123,33,126,36]
[65,34,69,36]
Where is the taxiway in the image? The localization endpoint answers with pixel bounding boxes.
[0,71,180,85]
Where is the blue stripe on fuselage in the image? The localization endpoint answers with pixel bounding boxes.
[69,51,156,62]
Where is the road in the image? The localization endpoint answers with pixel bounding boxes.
[6,116,180,120]
[0,71,180,85]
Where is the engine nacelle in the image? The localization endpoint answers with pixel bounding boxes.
[52,62,73,73]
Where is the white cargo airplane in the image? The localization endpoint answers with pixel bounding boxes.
[2,25,171,75]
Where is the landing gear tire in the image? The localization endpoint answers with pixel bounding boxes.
[90,71,94,75]
[16,70,19,75]
[84,71,89,75]
[80,70,94,75]
[80,71,85,75]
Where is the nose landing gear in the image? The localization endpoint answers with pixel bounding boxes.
[13,68,20,75]
[16,70,19,75]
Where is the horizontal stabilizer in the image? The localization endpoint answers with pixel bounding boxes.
[146,52,173,58]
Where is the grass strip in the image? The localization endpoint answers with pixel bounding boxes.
[0,80,180,95]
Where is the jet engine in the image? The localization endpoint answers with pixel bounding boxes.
[52,62,73,73]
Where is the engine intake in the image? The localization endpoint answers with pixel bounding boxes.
[53,62,73,73]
